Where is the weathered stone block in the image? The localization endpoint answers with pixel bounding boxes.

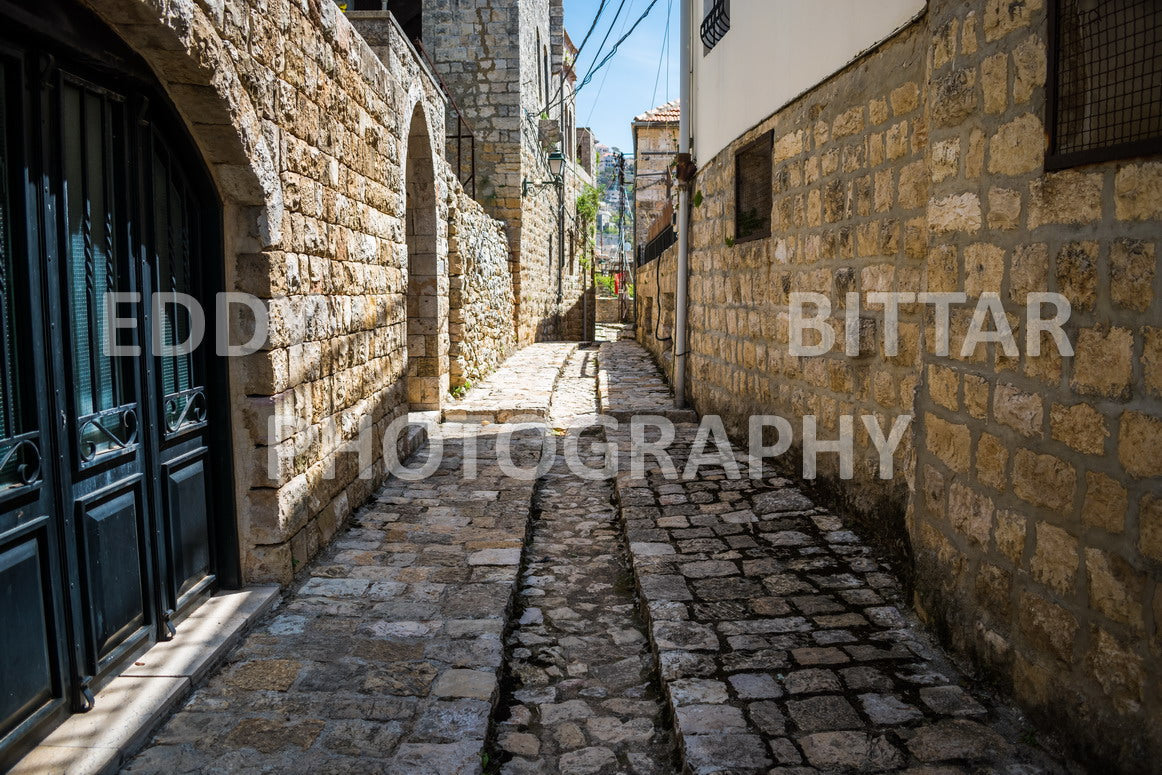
[976,432,1008,491]
[925,413,971,473]
[1085,548,1143,629]
[929,192,982,233]
[1110,239,1155,312]
[949,482,994,547]
[982,52,1008,114]
[1030,522,1078,595]
[984,0,1043,42]
[1012,449,1075,511]
[1114,162,1162,221]
[1081,472,1128,534]
[987,187,1021,230]
[1050,403,1108,455]
[988,114,1044,175]
[1055,241,1098,311]
[1027,171,1103,228]
[993,383,1043,437]
[1018,590,1077,664]
[1071,326,1133,400]
[930,69,977,127]
[1140,495,1162,561]
[1009,34,1045,103]
[1145,328,1162,399]
[993,509,1026,565]
[1118,411,1162,478]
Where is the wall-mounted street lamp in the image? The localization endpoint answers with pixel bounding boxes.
[523,150,566,195]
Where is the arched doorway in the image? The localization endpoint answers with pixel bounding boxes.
[0,0,231,763]
[404,105,446,410]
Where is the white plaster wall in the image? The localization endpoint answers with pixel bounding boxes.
[692,0,926,161]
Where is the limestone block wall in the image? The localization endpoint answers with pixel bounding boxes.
[681,22,929,533]
[640,0,1162,767]
[633,120,680,247]
[912,1,1162,768]
[84,0,489,586]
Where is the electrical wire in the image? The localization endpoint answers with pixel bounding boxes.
[577,0,663,95]
[650,0,673,107]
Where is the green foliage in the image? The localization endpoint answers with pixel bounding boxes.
[725,236,735,247]
[595,273,617,296]
[450,380,472,399]
[693,190,704,207]
[576,184,600,225]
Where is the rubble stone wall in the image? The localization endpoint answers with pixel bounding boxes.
[449,183,517,387]
[640,0,1162,766]
[635,245,678,376]
[87,0,510,585]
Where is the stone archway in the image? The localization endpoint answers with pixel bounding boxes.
[404,103,447,410]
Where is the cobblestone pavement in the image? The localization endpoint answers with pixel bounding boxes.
[123,426,542,774]
[444,343,577,423]
[598,340,1077,775]
[597,341,695,422]
[491,346,678,774]
[123,338,1077,775]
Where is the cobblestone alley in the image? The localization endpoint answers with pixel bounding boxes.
[123,334,1079,774]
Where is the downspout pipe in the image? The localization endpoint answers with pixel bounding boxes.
[673,0,692,408]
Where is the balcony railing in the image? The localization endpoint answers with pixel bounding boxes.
[700,0,730,50]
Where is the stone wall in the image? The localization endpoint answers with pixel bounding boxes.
[449,181,517,387]
[633,119,679,248]
[86,0,506,586]
[679,20,929,529]
[913,1,1162,768]
[423,0,589,346]
[639,0,1162,767]
[635,244,678,376]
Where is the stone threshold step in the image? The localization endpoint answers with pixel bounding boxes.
[11,585,280,775]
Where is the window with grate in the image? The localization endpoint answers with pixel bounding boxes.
[1048,0,1162,169]
[735,131,772,242]
[701,0,730,52]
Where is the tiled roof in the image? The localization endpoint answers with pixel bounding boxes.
[634,99,680,124]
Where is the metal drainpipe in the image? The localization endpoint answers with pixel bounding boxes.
[673,0,692,409]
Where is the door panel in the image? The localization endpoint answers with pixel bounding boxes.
[0,532,55,737]
[149,131,215,612]
[75,478,148,663]
[162,449,210,599]
[54,71,154,676]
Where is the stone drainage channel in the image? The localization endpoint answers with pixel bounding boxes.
[487,345,679,774]
[119,338,1081,775]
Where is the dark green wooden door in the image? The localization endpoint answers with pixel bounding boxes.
[0,7,230,764]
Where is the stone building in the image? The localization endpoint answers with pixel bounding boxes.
[632,99,680,253]
[636,0,1162,769]
[0,0,517,762]
[388,0,594,344]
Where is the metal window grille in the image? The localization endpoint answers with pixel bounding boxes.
[735,131,772,242]
[701,0,730,51]
[1048,0,1162,169]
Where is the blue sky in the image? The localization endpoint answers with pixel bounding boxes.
[565,0,680,153]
